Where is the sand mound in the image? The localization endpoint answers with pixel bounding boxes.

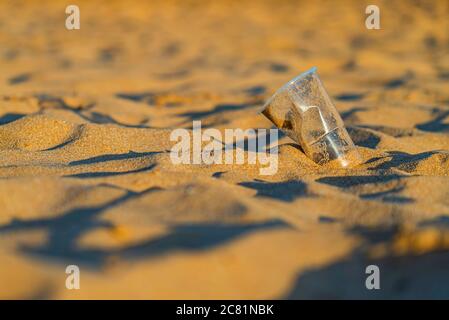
[0,114,78,151]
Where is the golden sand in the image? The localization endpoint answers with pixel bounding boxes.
[0,0,448,299]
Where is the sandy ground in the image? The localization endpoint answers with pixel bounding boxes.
[0,0,448,299]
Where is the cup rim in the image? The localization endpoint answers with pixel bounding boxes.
[262,66,318,110]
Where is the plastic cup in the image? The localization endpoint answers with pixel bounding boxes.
[262,67,361,168]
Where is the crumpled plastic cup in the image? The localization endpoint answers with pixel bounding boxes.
[262,67,361,168]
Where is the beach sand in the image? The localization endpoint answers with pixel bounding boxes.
[0,0,448,299]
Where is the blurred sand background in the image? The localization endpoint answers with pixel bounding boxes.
[0,0,448,299]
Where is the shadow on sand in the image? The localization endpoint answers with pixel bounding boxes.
[0,187,288,268]
[283,224,449,299]
[239,180,310,202]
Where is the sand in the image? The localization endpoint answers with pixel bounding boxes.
[0,0,448,299]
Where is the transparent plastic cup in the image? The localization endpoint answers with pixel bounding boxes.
[262,67,361,168]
